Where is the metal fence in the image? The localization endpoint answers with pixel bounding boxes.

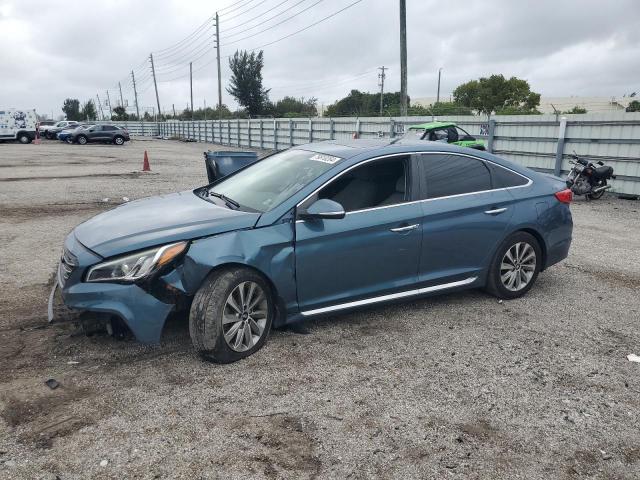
[113,112,640,195]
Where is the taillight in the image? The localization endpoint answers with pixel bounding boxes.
[555,189,573,204]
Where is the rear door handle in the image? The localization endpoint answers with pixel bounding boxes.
[484,207,507,215]
[390,223,420,232]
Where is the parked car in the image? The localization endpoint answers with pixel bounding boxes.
[49,140,573,363]
[37,120,55,135]
[68,124,130,145]
[404,121,486,150]
[45,121,79,139]
[0,109,38,144]
[57,124,93,143]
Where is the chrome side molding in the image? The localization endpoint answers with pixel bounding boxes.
[300,277,477,316]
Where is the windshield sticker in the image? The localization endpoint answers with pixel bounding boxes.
[309,153,341,164]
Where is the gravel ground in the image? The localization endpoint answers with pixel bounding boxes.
[1,138,639,479]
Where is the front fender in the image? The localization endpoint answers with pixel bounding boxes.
[179,219,297,323]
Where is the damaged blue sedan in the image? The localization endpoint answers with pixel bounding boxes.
[49,140,573,363]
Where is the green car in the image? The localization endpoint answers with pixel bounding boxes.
[404,121,485,150]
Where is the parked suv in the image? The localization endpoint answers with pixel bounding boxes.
[69,124,130,145]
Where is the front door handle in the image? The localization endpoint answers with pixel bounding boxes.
[484,207,507,215]
[390,223,420,232]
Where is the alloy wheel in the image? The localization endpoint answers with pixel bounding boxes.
[222,281,268,352]
[500,242,536,291]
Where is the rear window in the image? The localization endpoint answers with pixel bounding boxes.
[488,163,530,188]
[419,154,491,199]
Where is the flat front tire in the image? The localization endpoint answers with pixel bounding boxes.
[486,231,542,300]
[189,267,274,363]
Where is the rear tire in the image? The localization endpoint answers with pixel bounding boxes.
[76,135,88,145]
[485,231,542,300]
[189,267,274,363]
[587,180,606,200]
[18,133,31,144]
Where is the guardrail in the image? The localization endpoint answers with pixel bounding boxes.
[108,112,640,196]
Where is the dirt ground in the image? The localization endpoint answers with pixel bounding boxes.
[1,138,639,479]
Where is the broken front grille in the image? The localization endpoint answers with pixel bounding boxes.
[58,247,78,287]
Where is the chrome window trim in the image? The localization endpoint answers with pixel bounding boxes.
[300,276,477,316]
[294,150,532,220]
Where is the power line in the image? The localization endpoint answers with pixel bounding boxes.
[221,0,292,33]
[221,0,324,47]
[219,0,261,16]
[154,23,216,62]
[153,15,215,56]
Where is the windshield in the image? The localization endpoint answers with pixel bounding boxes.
[405,128,427,139]
[210,149,342,212]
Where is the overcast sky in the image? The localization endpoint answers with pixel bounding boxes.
[1,0,639,118]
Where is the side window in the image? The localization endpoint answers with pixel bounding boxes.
[310,157,409,212]
[420,154,491,199]
[488,163,529,188]
[103,125,116,131]
[428,129,449,142]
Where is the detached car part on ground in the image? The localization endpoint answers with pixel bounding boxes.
[405,122,486,150]
[50,140,573,363]
[68,124,130,145]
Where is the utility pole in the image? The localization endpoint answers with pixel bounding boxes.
[172,104,176,117]
[149,53,162,119]
[436,67,442,104]
[96,94,104,120]
[190,62,194,120]
[106,90,113,119]
[215,13,222,119]
[378,66,387,116]
[118,82,125,109]
[131,71,140,120]
[204,99,207,121]
[399,0,408,117]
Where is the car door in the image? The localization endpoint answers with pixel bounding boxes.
[294,155,423,314]
[87,125,103,142]
[416,152,520,285]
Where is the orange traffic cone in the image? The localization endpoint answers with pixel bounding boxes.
[142,150,151,171]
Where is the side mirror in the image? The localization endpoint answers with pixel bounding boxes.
[299,198,345,220]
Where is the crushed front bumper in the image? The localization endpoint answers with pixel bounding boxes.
[48,233,178,344]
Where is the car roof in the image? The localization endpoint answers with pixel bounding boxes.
[293,139,536,178]
[407,121,457,130]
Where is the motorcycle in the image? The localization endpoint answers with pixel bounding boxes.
[565,152,616,200]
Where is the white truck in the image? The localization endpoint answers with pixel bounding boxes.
[0,109,38,144]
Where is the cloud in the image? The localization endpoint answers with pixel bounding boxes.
[0,0,638,117]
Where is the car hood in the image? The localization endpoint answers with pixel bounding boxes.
[74,190,261,257]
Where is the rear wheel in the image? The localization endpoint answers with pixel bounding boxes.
[486,232,541,300]
[18,132,31,144]
[76,135,88,145]
[189,267,274,363]
[587,180,606,200]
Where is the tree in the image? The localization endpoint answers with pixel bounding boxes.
[453,74,541,117]
[112,105,128,121]
[62,98,81,121]
[326,90,407,117]
[563,106,587,114]
[626,100,640,112]
[265,96,318,117]
[81,100,97,120]
[227,50,270,116]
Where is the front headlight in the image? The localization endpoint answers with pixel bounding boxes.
[86,241,188,283]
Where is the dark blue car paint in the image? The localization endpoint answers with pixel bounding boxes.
[57,140,572,344]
